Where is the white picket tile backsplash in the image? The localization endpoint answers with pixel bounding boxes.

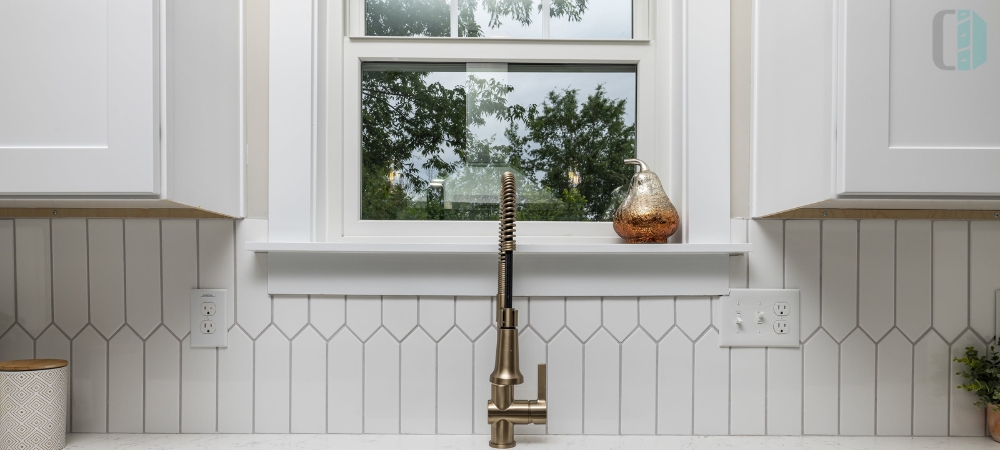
[1,217,998,436]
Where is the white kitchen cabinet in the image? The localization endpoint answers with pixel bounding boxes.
[0,0,244,217]
[752,0,1000,217]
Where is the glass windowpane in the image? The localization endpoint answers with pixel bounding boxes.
[361,62,637,222]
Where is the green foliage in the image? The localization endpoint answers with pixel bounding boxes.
[366,0,451,37]
[954,339,1000,411]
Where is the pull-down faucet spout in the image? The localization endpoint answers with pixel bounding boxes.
[487,172,546,448]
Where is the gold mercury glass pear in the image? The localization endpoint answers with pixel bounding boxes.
[613,158,679,243]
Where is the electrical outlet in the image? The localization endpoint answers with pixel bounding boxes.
[718,289,799,348]
[191,289,227,348]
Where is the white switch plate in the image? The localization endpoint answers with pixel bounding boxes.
[191,289,228,348]
[719,289,800,348]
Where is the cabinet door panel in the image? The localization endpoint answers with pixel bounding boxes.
[840,0,1000,196]
[0,0,158,195]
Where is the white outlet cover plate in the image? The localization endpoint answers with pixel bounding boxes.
[719,289,800,348]
[191,289,228,348]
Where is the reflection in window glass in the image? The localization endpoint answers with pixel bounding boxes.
[361,63,637,222]
[366,0,632,39]
[366,0,451,37]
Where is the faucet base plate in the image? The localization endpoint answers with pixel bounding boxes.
[489,441,516,449]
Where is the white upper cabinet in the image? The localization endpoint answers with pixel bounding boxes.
[0,1,158,195]
[0,0,244,217]
[752,0,1000,216]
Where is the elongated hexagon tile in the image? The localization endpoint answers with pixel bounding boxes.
[145,326,180,433]
[621,330,656,435]
[858,220,895,341]
[932,221,969,343]
[218,326,254,433]
[383,296,417,341]
[913,330,949,436]
[0,220,14,334]
[235,219,270,339]
[767,347,802,435]
[970,222,1000,340]
[108,327,143,433]
[784,220,821,340]
[529,297,564,342]
[749,219,783,288]
[255,326,290,433]
[584,329,619,434]
[658,328,693,435]
[840,329,875,435]
[821,220,858,342]
[548,328,583,435]
[419,296,454,341]
[473,327,497,435]
[364,329,400,433]
[401,328,436,434]
[438,329,473,434]
[329,329,363,433]
[310,295,345,339]
[88,219,126,339]
[603,297,637,342]
[456,296,492,340]
[198,220,236,329]
[951,330,987,436]
[730,348,765,435]
[291,327,327,433]
[51,219,89,337]
[675,297,711,340]
[35,325,70,361]
[162,220,198,338]
[639,297,674,341]
[124,220,161,339]
[0,325,34,362]
[273,295,308,338]
[181,335,217,433]
[877,329,913,436]
[896,221,932,341]
[15,219,52,338]
[693,329,728,435]
[72,326,107,433]
[566,297,601,341]
[802,330,838,435]
[346,296,381,342]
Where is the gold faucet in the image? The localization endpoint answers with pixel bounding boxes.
[487,172,547,448]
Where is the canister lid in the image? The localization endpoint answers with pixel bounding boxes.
[0,359,68,371]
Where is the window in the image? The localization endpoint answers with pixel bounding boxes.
[361,62,637,222]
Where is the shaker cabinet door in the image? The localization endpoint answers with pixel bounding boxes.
[0,0,158,195]
[840,0,1000,196]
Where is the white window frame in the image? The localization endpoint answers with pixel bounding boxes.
[269,0,732,246]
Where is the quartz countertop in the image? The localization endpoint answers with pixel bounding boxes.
[64,434,1000,450]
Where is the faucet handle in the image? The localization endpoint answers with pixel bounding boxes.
[537,364,546,402]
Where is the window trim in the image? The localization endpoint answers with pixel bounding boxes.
[268,0,732,247]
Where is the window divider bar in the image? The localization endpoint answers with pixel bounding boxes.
[450,0,458,38]
[541,0,551,39]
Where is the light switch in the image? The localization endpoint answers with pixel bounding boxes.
[718,289,799,348]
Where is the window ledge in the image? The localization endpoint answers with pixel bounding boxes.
[245,241,751,255]
[250,240,750,297]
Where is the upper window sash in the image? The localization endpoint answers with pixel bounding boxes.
[346,0,650,40]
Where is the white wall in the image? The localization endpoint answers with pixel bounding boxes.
[1,217,996,436]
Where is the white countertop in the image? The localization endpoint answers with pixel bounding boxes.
[64,434,1000,450]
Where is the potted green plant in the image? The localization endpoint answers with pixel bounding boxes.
[955,339,1000,442]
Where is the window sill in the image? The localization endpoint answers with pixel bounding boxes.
[245,241,751,255]
[248,240,749,297]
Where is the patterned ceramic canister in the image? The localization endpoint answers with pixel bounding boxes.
[0,361,69,450]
